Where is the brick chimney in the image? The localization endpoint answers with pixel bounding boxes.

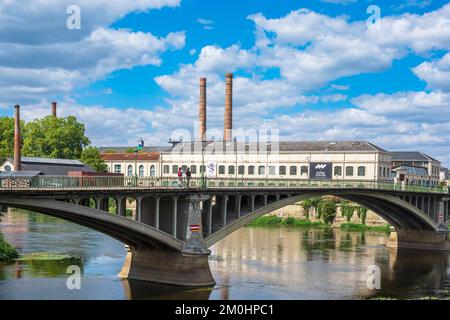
[14,104,22,171]
[224,73,233,142]
[51,101,57,117]
[199,78,207,141]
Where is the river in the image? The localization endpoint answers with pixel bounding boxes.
[0,210,449,300]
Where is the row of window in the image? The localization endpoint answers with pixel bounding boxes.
[163,164,369,177]
[114,164,156,177]
[379,166,390,178]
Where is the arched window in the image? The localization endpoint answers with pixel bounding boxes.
[219,165,225,174]
[279,166,286,175]
[127,165,133,177]
[345,166,354,176]
[190,165,197,174]
[383,167,386,177]
[300,166,308,175]
[334,166,342,176]
[238,165,245,175]
[258,166,265,175]
[150,165,156,177]
[248,166,255,175]
[357,166,366,177]
[269,166,276,175]
[139,165,144,177]
[172,165,178,174]
[228,165,235,175]
[290,166,297,175]
[163,165,169,174]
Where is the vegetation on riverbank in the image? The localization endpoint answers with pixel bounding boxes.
[0,233,19,262]
[15,252,81,262]
[247,216,327,228]
[340,223,391,233]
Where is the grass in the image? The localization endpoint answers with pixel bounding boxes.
[340,223,391,233]
[15,252,81,262]
[0,233,19,262]
[247,215,327,228]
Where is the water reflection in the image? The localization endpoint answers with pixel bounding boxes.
[0,210,449,299]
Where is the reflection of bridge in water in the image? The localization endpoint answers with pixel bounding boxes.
[0,176,449,286]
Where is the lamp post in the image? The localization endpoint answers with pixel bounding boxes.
[201,140,206,189]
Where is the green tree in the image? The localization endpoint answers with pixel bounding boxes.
[357,206,368,225]
[301,199,313,219]
[320,200,337,225]
[23,116,90,159]
[80,146,107,172]
[340,200,355,223]
[0,117,24,160]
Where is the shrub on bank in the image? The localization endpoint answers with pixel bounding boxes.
[247,216,326,228]
[0,233,19,262]
[340,223,390,232]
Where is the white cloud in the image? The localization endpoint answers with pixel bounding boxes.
[0,0,184,106]
[413,53,450,92]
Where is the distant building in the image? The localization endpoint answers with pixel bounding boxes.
[0,157,95,175]
[390,151,441,186]
[440,167,448,186]
[391,165,430,186]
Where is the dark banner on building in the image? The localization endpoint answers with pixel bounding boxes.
[309,163,332,180]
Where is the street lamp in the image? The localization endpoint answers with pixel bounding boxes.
[201,140,206,189]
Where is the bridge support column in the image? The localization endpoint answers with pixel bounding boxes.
[118,194,215,287]
[154,197,160,230]
[251,195,255,212]
[207,198,213,236]
[387,229,449,250]
[135,196,143,222]
[117,197,126,217]
[172,196,178,238]
[221,195,228,227]
[236,195,242,218]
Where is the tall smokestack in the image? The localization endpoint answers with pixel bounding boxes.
[51,101,57,117]
[224,73,233,142]
[14,104,22,171]
[199,78,207,141]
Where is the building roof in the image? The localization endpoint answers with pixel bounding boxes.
[4,157,95,175]
[390,151,440,163]
[164,140,388,153]
[0,171,42,177]
[101,152,160,161]
[99,146,172,153]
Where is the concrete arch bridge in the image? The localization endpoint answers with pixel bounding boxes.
[0,176,448,286]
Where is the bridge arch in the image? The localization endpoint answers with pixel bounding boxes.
[204,191,443,248]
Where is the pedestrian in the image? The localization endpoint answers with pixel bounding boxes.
[177,167,183,187]
[185,167,191,188]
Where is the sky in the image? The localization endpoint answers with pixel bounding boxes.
[0,0,449,166]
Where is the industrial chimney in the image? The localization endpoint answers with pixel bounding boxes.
[199,78,207,141]
[51,101,57,117]
[224,73,233,142]
[14,104,22,171]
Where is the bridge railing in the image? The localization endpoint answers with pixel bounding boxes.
[0,175,447,194]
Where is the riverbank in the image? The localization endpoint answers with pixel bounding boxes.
[0,233,19,262]
[247,215,391,232]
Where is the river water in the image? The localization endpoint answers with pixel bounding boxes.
[0,210,449,300]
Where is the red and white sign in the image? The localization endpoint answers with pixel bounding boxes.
[190,224,200,232]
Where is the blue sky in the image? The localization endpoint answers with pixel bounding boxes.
[0,0,449,165]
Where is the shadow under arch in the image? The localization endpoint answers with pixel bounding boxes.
[204,191,441,248]
[0,197,184,252]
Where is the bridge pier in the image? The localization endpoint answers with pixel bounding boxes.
[387,229,449,250]
[118,194,214,287]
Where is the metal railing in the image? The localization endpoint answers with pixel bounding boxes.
[0,175,447,194]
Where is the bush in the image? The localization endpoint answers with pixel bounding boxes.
[320,201,337,225]
[0,233,18,262]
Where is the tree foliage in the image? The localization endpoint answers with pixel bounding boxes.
[80,146,107,173]
[22,116,90,159]
[0,117,24,160]
[320,200,337,225]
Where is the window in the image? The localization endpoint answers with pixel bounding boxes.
[334,166,342,176]
[127,165,133,177]
[219,165,225,174]
[200,165,206,173]
[150,165,156,177]
[290,166,297,175]
[300,166,308,175]
[138,165,144,177]
[190,165,197,174]
[379,166,382,177]
[238,165,245,175]
[228,165,235,175]
[357,166,366,177]
[345,166,354,176]
[163,165,170,174]
[248,166,255,175]
[182,165,188,172]
[114,164,121,174]
[383,167,386,177]
[258,166,265,175]
[269,165,276,175]
[172,165,178,174]
[279,166,286,175]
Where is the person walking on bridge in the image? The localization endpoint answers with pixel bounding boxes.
[185,167,191,188]
[177,167,183,187]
